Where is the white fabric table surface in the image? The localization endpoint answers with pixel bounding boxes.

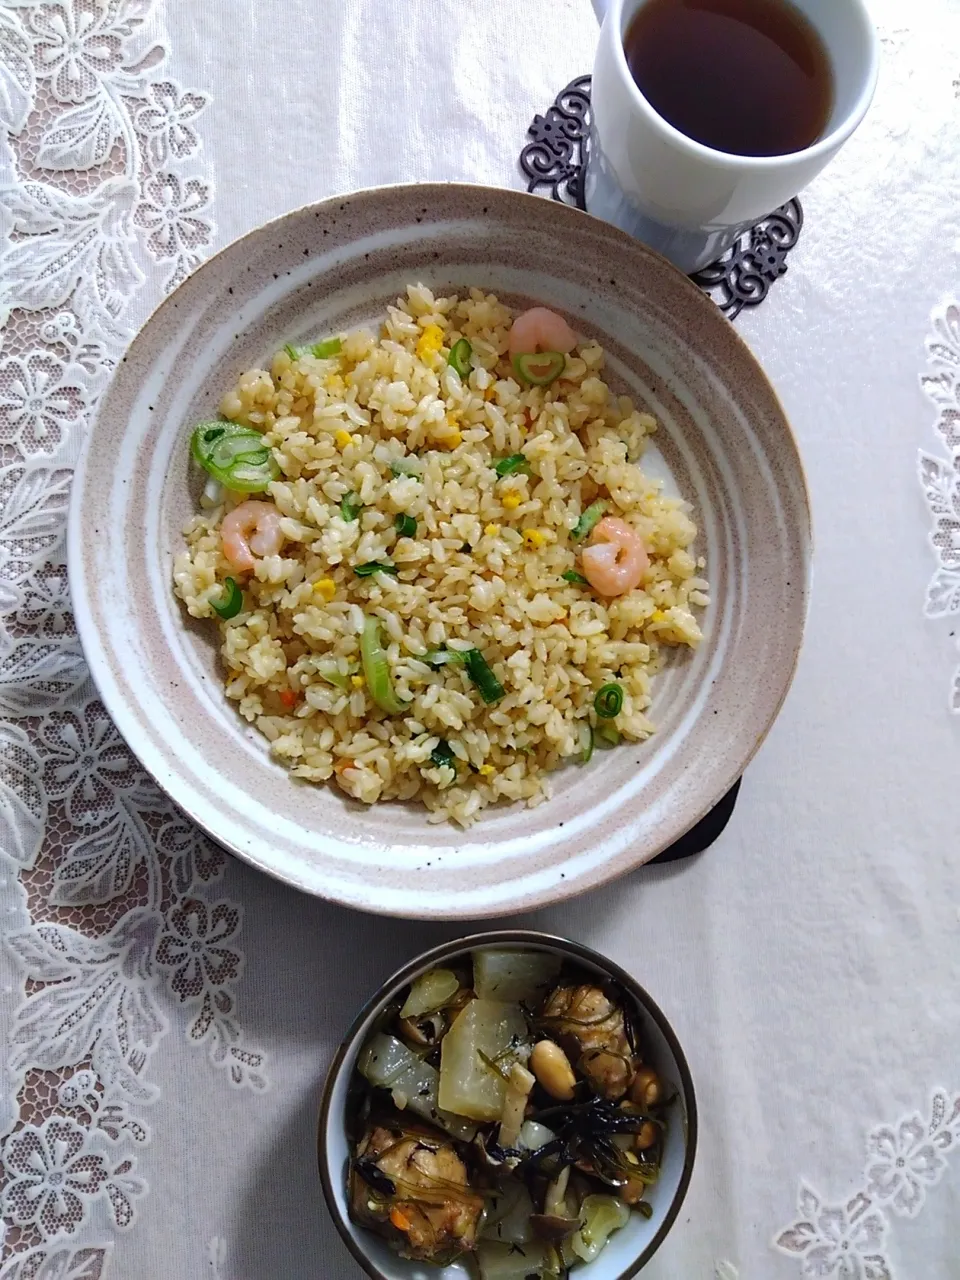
[1,0,959,1277]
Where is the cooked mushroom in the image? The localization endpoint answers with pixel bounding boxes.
[349,1119,484,1264]
[539,984,635,1100]
[398,1011,446,1048]
[530,1213,581,1243]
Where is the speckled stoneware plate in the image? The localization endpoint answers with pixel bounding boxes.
[317,932,696,1280]
[69,183,810,918]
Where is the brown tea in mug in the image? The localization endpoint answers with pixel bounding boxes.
[623,0,834,157]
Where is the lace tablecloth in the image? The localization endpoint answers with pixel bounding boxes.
[1,0,959,1276]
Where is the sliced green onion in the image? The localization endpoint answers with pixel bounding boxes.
[354,561,399,578]
[579,722,594,765]
[283,343,300,360]
[312,337,342,358]
[341,492,362,522]
[431,739,456,770]
[571,501,607,543]
[562,570,589,585]
[447,338,472,378]
[316,660,350,692]
[596,723,621,748]
[512,350,566,386]
[394,513,417,538]
[422,648,466,669]
[189,421,279,493]
[494,453,531,479]
[594,683,624,719]
[210,577,243,620]
[390,458,422,477]
[463,648,506,705]
[361,616,407,714]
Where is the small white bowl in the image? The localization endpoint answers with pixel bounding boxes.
[318,931,697,1279]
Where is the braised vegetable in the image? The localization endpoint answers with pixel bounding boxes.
[473,950,561,1003]
[400,969,460,1019]
[356,1033,474,1142]
[438,999,527,1121]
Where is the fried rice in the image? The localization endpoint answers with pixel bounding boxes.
[173,284,709,826]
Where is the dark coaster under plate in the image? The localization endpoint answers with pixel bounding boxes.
[519,75,804,322]
[520,78,758,862]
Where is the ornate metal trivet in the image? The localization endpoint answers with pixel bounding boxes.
[520,75,804,322]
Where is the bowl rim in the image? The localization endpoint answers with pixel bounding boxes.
[317,929,698,1279]
[68,180,812,916]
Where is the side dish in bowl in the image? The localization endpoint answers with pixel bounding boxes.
[319,933,696,1279]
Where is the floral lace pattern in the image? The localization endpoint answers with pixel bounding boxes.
[919,302,960,713]
[774,1091,960,1278]
[0,2,267,1275]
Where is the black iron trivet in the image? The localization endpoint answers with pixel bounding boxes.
[520,75,804,322]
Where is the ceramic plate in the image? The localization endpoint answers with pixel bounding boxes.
[69,183,810,918]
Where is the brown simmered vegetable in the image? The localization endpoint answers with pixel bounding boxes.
[350,1120,484,1264]
[539,984,634,1100]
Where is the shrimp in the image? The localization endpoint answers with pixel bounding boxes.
[581,517,649,597]
[508,306,579,358]
[220,500,284,573]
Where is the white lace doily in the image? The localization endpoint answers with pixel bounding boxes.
[0,4,266,1274]
[919,302,960,714]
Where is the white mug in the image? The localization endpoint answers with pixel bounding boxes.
[586,0,880,273]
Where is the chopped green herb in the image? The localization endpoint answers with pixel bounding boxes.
[210,577,243,620]
[512,350,565,386]
[447,337,472,378]
[494,454,531,479]
[283,343,300,360]
[430,739,456,770]
[394,513,417,538]
[354,562,398,578]
[341,492,362,522]
[594,683,624,719]
[360,616,407,714]
[595,723,621,748]
[463,648,505,705]
[562,570,590,585]
[312,337,342,358]
[571,501,606,543]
